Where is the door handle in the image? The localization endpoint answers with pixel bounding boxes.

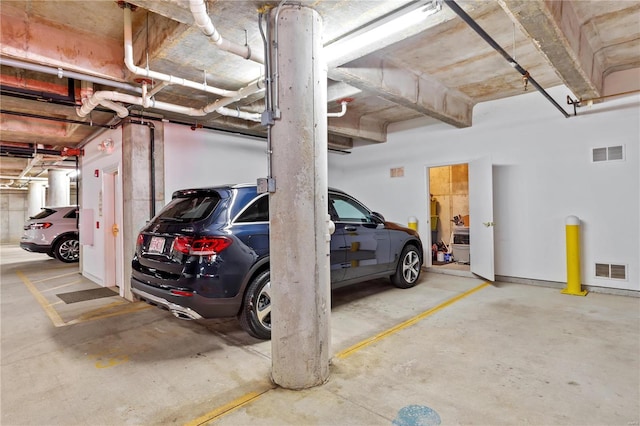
[344,226,357,232]
[483,221,495,227]
[112,223,120,236]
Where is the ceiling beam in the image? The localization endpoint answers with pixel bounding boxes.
[0,3,125,81]
[126,0,195,25]
[499,0,601,100]
[331,56,473,128]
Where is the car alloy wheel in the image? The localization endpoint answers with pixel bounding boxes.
[391,245,421,289]
[239,270,272,339]
[55,236,79,263]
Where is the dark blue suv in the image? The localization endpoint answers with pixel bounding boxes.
[131,184,423,339]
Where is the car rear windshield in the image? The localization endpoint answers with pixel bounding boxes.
[30,208,55,219]
[157,192,221,223]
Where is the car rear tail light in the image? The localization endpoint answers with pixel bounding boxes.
[172,236,193,254]
[172,236,232,255]
[29,222,52,230]
[170,289,194,297]
[136,234,144,250]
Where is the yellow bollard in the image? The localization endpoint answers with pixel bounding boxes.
[561,215,588,296]
[408,216,418,231]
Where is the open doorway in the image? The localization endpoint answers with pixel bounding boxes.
[428,163,470,273]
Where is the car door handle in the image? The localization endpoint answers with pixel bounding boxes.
[344,226,357,232]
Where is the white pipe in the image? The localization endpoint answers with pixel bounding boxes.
[189,0,264,64]
[201,78,265,113]
[216,106,262,121]
[327,100,349,118]
[147,81,170,99]
[76,90,262,122]
[99,100,129,118]
[123,6,241,98]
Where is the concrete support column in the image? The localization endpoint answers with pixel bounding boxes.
[269,5,330,389]
[122,121,164,301]
[47,169,70,206]
[27,181,46,217]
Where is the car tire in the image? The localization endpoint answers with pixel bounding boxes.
[53,235,80,263]
[391,245,422,289]
[239,270,272,340]
[46,251,55,258]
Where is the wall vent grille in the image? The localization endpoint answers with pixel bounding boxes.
[592,145,624,162]
[595,263,627,280]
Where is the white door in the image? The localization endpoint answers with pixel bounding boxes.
[469,157,495,281]
[104,170,124,291]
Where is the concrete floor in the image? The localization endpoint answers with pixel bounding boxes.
[1,244,638,425]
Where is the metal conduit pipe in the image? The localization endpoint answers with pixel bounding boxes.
[0,57,142,94]
[444,0,570,119]
[189,0,265,64]
[123,6,243,99]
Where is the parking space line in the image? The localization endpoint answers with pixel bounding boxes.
[183,387,275,426]
[17,270,153,327]
[16,270,65,327]
[31,271,79,284]
[336,281,491,359]
[183,281,491,425]
[66,302,152,325]
[40,280,83,292]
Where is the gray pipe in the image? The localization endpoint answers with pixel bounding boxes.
[0,57,142,93]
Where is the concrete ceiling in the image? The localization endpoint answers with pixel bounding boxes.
[1,0,639,185]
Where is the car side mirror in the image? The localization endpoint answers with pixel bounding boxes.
[371,212,385,223]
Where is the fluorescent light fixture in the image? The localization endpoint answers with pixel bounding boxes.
[325,0,442,65]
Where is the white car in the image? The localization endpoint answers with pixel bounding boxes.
[20,206,79,263]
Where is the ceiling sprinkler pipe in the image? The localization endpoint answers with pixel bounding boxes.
[443,0,570,118]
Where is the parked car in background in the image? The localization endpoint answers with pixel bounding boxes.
[20,206,79,263]
[131,184,423,339]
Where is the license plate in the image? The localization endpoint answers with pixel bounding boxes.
[148,236,165,253]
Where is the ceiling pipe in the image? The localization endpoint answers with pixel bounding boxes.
[76,90,262,122]
[99,99,130,118]
[189,0,264,64]
[0,109,115,129]
[0,57,142,94]
[0,143,64,157]
[19,154,44,179]
[0,175,48,181]
[122,5,250,99]
[443,0,570,119]
[327,98,353,118]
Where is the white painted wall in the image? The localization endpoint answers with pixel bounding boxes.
[163,123,268,203]
[79,128,123,286]
[328,86,639,292]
